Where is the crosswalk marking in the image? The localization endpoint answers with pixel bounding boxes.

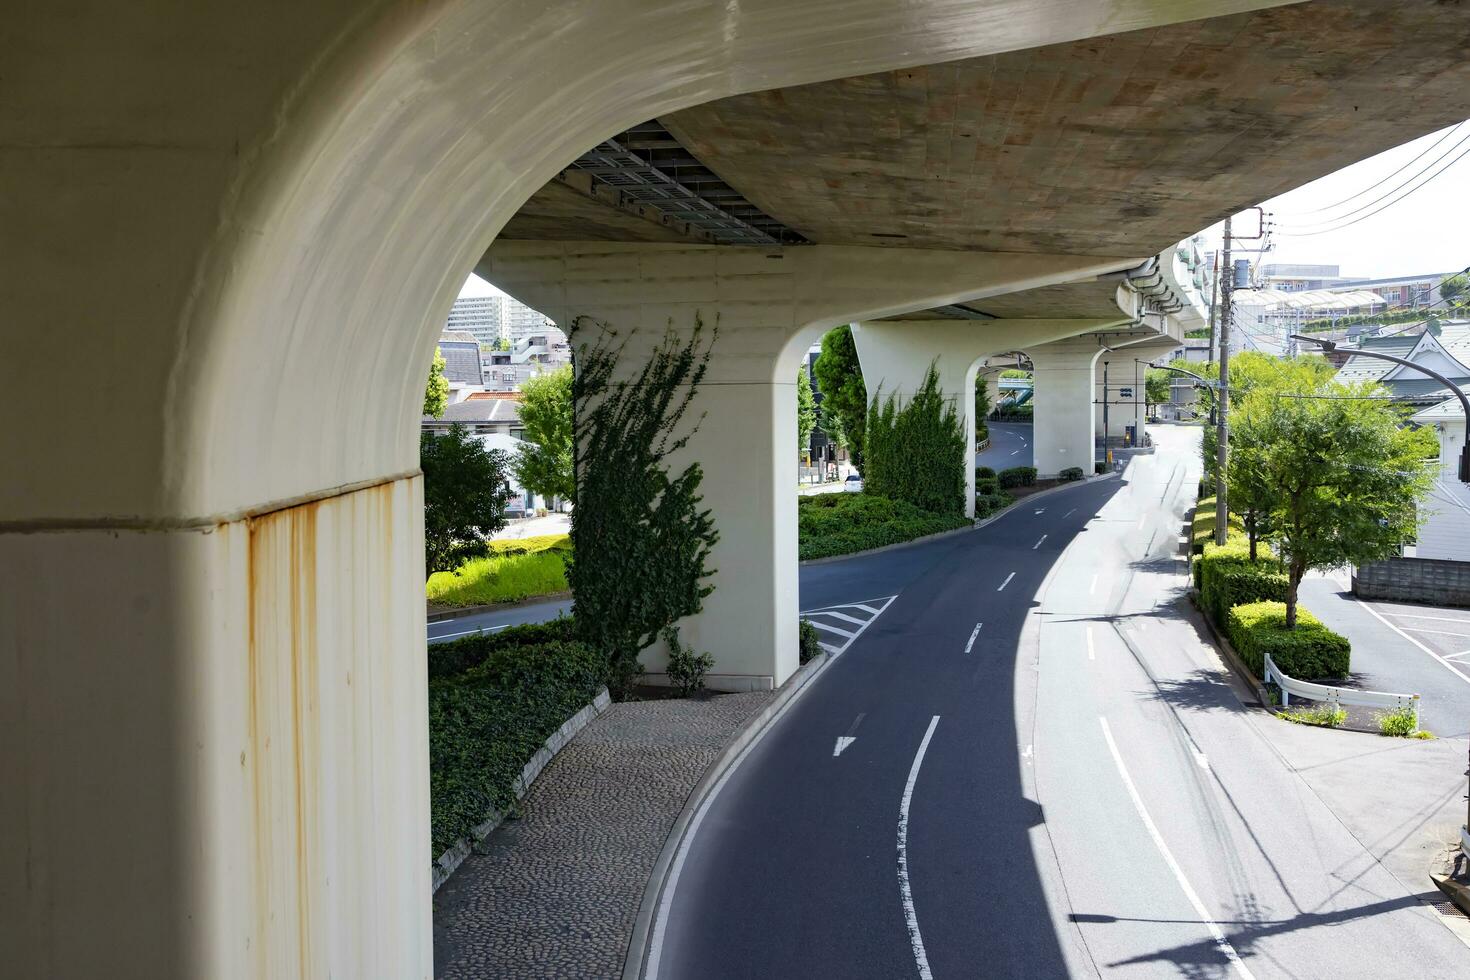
[800,595,899,660]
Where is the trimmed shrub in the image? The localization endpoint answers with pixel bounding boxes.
[998,466,1037,489]
[976,466,995,479]
[976,477,1000,495]
[428,617,578,681]
[1094,461,1107,474]
[798,493,970,560]
[429,635,603,856]
[799,619,822,664]
[1058,466,1084,482]
[1226,601,1350,680]
[1190,496,1246,555]
[975,492,1012,519]
[1195,541,1285,622]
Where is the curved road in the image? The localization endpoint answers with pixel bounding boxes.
[976,420,1033,471]
[647,427,1467,979]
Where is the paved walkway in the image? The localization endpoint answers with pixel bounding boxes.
[432,692,772,979]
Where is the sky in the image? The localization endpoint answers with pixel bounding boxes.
[1196,120,1470,281]
[462,119,1470,300]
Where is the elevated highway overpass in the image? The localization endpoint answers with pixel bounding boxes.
[7,1,1470,975]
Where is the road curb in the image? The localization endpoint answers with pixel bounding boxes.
[427,590,571,623]
[621,650,838,980]
[799,472,1119,567]
[1191,591,1272,707]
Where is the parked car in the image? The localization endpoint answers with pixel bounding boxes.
[844,473,864,493]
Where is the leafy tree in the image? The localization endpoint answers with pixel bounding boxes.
[974,375,991,443]
[1144,369,1171,414]
[1442,272,1468,307]
[513,363,574,502]
[424,347,449,418]
[865,362,966,516]
[796,365,817,452]
[818,403,848,452]
[813,326,869,473]
[568,317,720,696]
[420,425,514,576]
[1001,368,1032,379]
[1234,380,1433,628]
[495,336,512,352]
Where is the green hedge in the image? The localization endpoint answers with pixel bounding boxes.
[1190,496,1246,555]
[1226,602,1350,680]
[975,491,1012,518]
[427,617,577,680]
[1195,541,1286,622]
[429,631,604,857]
[999,466,1037,488]
[1058,466,1084,482]
[798,493,970,560]
[976,477,1000,495]
[976,466,995,479]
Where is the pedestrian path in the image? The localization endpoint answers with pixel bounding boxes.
[432,692,773,979]
[800,595,896,657]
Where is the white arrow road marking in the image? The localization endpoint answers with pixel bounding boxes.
[1033,534,1047,550]
[965,622,983,653]
[1099,718,1256,980]
[833,712,867,757]
[1034,508,1046,515]
[1064,508,1076,519]
[898,716,941,980]
[997,571,1016,592]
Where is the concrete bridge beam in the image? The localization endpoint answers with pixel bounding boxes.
[481,242,1135,687]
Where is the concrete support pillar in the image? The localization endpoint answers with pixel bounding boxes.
[485,244,1136,686]
[2,478,432,979]
[853,319,1126,514]
[1094,340,1181,445]
[1030,338,1107,478]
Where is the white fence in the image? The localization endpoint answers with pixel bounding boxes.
[1264,652,1420,730]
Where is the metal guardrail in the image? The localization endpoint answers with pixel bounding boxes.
[1264,651,1420,730]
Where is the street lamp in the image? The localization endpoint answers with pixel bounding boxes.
[1290,334,1470,482]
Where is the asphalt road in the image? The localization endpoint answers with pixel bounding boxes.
[977,420,1033,471]
[1299,574,1470,738]
[647,426,1468,979]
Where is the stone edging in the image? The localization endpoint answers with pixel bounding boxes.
[428,590,572,623]
[798,472,1119,567]
[621,650,837,980]
[432,687,612,894]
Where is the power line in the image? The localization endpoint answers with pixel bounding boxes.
[1274,120,1469,219]
[1273,138,1470,236]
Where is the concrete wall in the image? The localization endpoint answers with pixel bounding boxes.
[1353,558,1470,608]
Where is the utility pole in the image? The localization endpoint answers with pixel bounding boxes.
[1206,251,1221,367]
[1215,215,1233,547]
[1103,360,1111,468]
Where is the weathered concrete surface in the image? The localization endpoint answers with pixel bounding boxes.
[660,0,1470,258]
[432,692,772,980]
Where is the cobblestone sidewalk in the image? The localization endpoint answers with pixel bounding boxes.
[432,692,773,979]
